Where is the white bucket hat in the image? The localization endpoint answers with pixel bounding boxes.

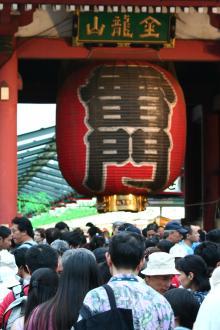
[141,252,180,276]
[0,266,20,288]
[0,250,18,274]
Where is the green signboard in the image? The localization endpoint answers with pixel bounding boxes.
[75,12,175,47]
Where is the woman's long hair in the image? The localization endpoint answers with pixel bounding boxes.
[25,268,59,322]
[177,255,210,292]
[25,248,101,330]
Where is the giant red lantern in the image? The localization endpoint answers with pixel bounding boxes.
[56,62,186,212]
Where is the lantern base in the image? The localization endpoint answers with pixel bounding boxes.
[96,194,148,213]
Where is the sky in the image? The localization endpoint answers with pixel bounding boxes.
[17,104,56,135]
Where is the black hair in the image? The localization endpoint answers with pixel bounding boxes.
[45,228,62,245]
[25,244,58,273]
[109,232,145,270]
[25,268,59,322]
[182,226,192,240]
[0,226,11,239]
[144,238,158,249]
[93,247,108,263]
[25,249,100,330]
[12,217,34,238]
[86,222,94,227]
[142,228,148,238]
[157,239,174,253]
[89,235,106,251]
[12,247,29,268]
[206,229,220,243]
[55,222,70,232]
[87,226,102,238]
[198,229,206,242]
[176,255,210,292]
[118,223,132,232]
[142,224,159,238]
[194,241,220,276]
[62,231,86,248]
[98,261,112,284]
[164,288,200,329]
[146,223,159,232]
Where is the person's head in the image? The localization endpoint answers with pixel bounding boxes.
[55,221,70,233]
[142,223,159,239]
[12,247,29,278]
[141,252,180,294]
[25,244,58,274]
[144,238,158,249]
[11,217,34,244]
[0,226,12,250]
[183,226,200,243]
[93,247,108,264]
[50,239,69,256]
[206,228,220,243]
[198,229,206,242]
[62,231,86,248]
[45,228,62,245]
[194,241,220,275]
[89,234,106,251]
[34,228,46,244]
[164,288,200,329]
[118,223,142,236]
[164,220,188,244]
[112,221,125,235]
[25,268,59,322]
[61,248,99,292]
[86,222,94,228]
[157,239,174,253]
[176,255,210,292]
[87,226,102,241]
[107,232,145,274]
[50,239,69,274]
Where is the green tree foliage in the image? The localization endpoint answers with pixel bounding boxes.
[17,192,50,216]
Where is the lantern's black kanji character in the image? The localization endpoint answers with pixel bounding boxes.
[125,129,170,191]
[79,65,176,192]
[84,129,129,191]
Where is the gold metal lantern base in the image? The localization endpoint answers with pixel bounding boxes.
[96,194,148,213]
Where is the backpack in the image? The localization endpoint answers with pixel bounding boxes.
[2,284,27,330]
[75,284,134,330]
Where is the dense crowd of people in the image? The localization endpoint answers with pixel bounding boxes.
[0,216,220,329]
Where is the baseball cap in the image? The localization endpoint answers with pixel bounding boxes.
[164,220,188,234]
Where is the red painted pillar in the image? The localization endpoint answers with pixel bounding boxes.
[0,52,18,225]
[203,112,220,231]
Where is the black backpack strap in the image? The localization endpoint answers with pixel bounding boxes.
[103,284,117,310]
[80,304,92,319]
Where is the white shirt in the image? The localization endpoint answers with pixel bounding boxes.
[194,268,220,330]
